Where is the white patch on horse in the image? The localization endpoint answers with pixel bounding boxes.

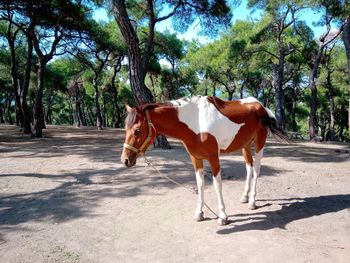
[240,97,276,119]
[173,96,244,150]
[240,97,259,104]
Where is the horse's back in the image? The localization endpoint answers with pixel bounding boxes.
[207,96,268,125]
[207,97,270,153]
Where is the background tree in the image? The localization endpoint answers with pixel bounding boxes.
[0,3,34,134]
[70,21,125,129]
[0,0,349,142]
[305,3,345,140]
[111,0,232,104]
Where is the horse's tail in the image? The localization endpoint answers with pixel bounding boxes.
[260,108,290,143]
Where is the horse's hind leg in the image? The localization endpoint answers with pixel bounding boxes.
[249,148,264,209]
[248,129,267,209]
[241,146,253,205]
[189,155,205,222]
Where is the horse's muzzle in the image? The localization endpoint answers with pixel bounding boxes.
[123,158,136,167]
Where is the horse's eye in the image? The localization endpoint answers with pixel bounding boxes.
[134,128,141,135]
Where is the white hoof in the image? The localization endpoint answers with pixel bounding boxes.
[248,202,256,210]
[218,217,229,226]
[194,212,204,222]
[240,196,249,203]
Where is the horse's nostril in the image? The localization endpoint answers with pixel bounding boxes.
[124,159,129,166]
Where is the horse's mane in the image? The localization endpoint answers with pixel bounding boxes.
[125,102,170,128]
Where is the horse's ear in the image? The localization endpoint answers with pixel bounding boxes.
[125,104,133,113]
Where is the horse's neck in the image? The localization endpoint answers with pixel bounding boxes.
[150,105,191,141]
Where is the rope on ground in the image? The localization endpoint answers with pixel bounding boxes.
[143,155,219,219]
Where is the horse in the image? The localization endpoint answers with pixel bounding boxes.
[121,96,287,225]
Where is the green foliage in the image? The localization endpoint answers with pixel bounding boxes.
[47,58,85,91]
[1,0,349,141]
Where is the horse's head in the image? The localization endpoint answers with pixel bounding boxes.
[121,105,155,167]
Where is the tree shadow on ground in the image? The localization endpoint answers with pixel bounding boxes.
[264,141,350,163]
[0,163,198,228]
[217,194,350,235]
[144,145,286,182]
[1,125,348,233]
[1,125,349,165]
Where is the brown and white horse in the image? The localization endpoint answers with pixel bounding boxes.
[121,96,287,225]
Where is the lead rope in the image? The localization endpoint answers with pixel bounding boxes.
[143,155,219,219]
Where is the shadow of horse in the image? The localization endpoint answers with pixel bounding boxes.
[217,194,350,235]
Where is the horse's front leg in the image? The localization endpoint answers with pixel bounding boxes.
[190,155,205,221]
[209,155,228,225]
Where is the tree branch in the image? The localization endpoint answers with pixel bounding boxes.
[156,2,183,22]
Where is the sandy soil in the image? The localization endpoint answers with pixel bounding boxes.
[0,124,350,263]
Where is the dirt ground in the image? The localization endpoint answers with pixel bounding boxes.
[1,124,350,263]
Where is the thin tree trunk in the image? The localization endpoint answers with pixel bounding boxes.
[7,26,23,127]
[87,106,95,126]
[93,78,103,130]
[113,0,170,148]
[272,55,286,130]
[111,65,122,128]
[338,103,346,141]
[308,45,324,140]
[102,95,107,127]
[328,93,336,141]
[76,101,85,127]
[324,57,336,141]
[113,0,153,104]
[0,104,4,123]
[33,60,46,137]
[45,95,54,125]
[240,85,244,99]
[6,91,14,124]
[21,31,33,135]
[308,80,318,139]
[342,19,350,140]
[68,99,74,125]
[112,91,121,128]
[291,85,297,132]
[149,74,157,101]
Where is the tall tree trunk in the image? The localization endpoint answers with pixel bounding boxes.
[113,98,121,128]
[102,95,107,127]
[0,104,4,123]
[21,30,33,135]
[45,95,54,125]
[111,87,121,128]
[6,91,14,124]
[76,101,86,127]
[328,92,336,141]
[93,78,103,130]
[68,100,74,125]
[149,74,158,101]
[7,26,23,127]
[111,67,122,128]
[113,0,170,148]
[342,20,350,140]
[339,103,346,141]
[308,45,324,140]
[308,80,318,139]
[113,0,153,105]
[33,60,46,137]
[291,85,297,132]
[325,59,336,141]
[272,54,286,129]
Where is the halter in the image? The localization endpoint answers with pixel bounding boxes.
[123,110,155,155]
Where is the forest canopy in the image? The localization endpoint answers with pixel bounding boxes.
[0,0,349,142]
